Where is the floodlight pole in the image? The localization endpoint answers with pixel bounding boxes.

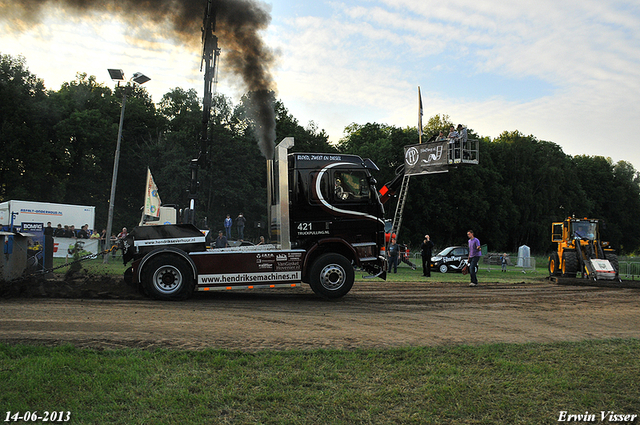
[104,70,149,263]
[104,92,127,263]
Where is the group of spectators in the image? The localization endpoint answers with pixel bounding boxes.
[432,124,468,144]
[223,213,247,240]
[46,222,104,240]
[207,213,252,249]
[387,230,483,287]
[44,222,128,257]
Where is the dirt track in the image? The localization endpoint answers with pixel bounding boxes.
[1,277,640,350]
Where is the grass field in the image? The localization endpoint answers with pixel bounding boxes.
[1,340,639,424]
[53,255,549,282]
[11,257,640,423]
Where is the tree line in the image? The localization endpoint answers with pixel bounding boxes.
[2,53,640,254]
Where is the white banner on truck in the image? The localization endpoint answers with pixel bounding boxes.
[52,238,99,258]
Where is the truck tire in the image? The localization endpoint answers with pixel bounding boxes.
[309,253,354,299]
[439,264,449,274]
[141,254,195,301]
[562,251,578,277]
[548,252,561,276]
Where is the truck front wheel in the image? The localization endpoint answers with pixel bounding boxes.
[141,254,195,301]
[309,253,354,299]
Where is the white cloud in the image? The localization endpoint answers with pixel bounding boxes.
[1,0,639,170]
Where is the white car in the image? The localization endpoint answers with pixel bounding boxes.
[431,246,469,273]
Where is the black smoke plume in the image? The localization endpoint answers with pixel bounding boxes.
[1,0,277,158]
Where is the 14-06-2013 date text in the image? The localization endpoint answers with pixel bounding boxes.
[4,412,71,422]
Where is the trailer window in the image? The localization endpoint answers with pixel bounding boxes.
[333,170,370,202]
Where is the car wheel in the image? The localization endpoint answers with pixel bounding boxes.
[439,264,448,274]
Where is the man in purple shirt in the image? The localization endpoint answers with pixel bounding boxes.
[467,230,482,286]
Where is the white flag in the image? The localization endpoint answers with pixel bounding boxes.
[144,168,162,217]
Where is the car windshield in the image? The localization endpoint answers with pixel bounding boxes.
[436,248,453,256]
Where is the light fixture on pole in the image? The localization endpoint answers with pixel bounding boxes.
[104,69,150,263]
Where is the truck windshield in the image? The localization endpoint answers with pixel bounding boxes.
[572,221,597,240]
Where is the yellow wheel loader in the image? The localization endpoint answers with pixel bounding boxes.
[548,217,620,281]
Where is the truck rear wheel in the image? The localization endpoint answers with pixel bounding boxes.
[309,253,354,299]
[141,254,195,301]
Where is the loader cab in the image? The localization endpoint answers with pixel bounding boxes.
[570,219,597,241]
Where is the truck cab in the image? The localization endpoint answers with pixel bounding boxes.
[287,152,387,281]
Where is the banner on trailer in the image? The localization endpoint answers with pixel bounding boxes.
[52,238,99,258]
[404,141,449,176]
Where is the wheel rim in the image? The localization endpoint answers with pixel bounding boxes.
[152,265,183,294]
[319,263,346,290]
[439,264,448,273]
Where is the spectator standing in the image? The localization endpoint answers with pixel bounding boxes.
[215,230,228,248]
[467,230,482,286]
[447,125,459,141]
[236,213,246,240]
[448,125,460,160]
[224,214,232,239]
[53,224,65,237]
[457,124,467,143]
[500,253,508,272]
[420,234,434,277]
[44,222,54,237]
[77,225,89,239]
[388,237,399,274]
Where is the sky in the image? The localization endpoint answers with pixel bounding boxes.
[1,0,640,171]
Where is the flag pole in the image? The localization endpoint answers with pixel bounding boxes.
[418,86,423,144]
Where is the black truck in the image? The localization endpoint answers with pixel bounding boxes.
[121,138,387,300]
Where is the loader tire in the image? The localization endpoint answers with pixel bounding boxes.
[548,252,561,276]
[562,251,578,277]
[606,253,619,273]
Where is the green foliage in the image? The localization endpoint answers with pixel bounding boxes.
[2,53,640,253]
[337,124,640,254]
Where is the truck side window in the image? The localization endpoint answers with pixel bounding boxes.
[333,170,369,202]
[308,171,329,204]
